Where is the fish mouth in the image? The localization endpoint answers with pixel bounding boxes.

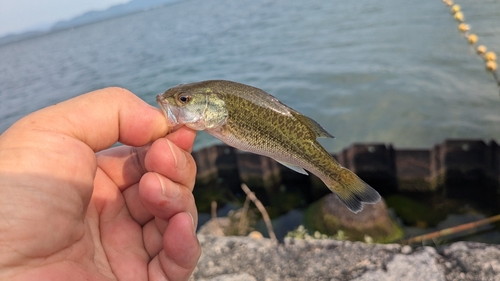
[156,94,179,128]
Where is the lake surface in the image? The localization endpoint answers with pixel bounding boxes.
[1,0,499,152]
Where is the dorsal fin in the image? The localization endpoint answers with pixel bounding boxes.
[293,112,334,138]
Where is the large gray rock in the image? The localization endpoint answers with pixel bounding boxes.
[190,235,500,281]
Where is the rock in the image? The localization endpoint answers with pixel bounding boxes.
[248,231,264,239]
[197,209,257,237]
[440,241,500,280]
[353,248,445,281]
[191,235,500,280]
[193,235,397,280]
[304,194,403,243]
[401,245,413,254]
[197,217,229,236]
[195,273,257,281]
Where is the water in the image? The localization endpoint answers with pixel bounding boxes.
[1,0,499,152]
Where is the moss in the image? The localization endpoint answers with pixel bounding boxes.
[303,199,325,233]
[193,183,231,213]
[367,220,404,243]
[320,213,403,243]
[385,195,446,227]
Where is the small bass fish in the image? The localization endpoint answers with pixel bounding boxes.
[156,80,380,213]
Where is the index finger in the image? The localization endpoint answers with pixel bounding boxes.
[95,126,197,191]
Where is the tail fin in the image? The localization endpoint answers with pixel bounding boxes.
[326,167,381,213]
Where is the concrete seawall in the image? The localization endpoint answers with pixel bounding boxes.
[192,139,500,209]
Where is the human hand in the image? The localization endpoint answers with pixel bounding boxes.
[0,87,200,281]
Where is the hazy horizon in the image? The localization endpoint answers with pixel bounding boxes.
[0,0,130,37]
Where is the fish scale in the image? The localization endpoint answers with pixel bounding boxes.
[220,94,318,166]
[157,80,381,213]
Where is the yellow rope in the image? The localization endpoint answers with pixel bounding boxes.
[442,0,500,93]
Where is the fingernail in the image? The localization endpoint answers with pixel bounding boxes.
[154,172,180,198]
[166,139,187,170]
[186,212,197,235]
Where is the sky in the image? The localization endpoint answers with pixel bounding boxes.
[0,0,130,37]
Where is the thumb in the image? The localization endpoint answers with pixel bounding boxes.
[8,87,169,152]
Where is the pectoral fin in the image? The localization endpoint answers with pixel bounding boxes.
[276,160,308,175]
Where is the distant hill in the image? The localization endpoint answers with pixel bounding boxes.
[0,0,181,46]
[0,30,48,46]
[51,0,181,31]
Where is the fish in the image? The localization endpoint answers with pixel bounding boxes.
[156,80,380,213]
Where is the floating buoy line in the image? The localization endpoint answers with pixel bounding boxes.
[442,0,500,96]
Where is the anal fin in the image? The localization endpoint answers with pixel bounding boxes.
[276,160,308,175]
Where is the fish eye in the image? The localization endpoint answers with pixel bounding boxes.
[177,93,191,104]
